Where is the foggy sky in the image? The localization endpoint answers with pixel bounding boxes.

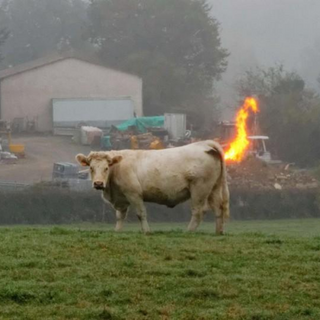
[209,0,320,116]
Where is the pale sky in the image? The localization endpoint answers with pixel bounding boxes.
[209,0,320,116]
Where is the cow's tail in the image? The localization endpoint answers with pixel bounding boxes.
[205,141,230,220]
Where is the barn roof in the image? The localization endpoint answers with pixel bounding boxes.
[0,51,141,80]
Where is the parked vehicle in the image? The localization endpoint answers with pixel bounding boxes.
[52,162,79,180]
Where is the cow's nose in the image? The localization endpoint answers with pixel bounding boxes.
[94,181,104,189]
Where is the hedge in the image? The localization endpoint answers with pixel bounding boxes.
[0,187,319,225]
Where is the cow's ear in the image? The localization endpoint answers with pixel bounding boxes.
[108,155,123,167]
[76,154,90,167]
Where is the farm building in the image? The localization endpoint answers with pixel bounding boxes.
[0,53,143,133]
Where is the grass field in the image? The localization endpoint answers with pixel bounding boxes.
[0,219,319,320]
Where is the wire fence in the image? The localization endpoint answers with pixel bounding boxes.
[0,181,31,192]
[0,179,91,192]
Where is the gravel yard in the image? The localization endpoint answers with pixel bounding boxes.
[0,135,92,183]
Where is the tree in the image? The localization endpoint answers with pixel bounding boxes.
[86,0,228,125]
[237,65,320,167]
[0,28,9,62]
[0,0,88,67]
[0,1,9,63]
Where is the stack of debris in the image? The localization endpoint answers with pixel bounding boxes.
[0,151,18,164]
[132,133,164,150]
[105,128,165,150]
[80,126,103,146]
[0,138,18,164]
[227,157,319,190]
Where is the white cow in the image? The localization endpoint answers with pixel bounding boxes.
[76,140,229,234]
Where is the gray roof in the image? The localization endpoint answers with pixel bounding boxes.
[0,51,141,80]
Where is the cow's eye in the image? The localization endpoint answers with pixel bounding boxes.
[105,168,109,172]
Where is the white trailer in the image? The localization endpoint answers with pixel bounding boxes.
[52,98,135,135]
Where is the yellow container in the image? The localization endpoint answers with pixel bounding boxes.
[9,144,25,154]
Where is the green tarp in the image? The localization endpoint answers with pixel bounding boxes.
[115,116,164,133]
[101,135,112,149]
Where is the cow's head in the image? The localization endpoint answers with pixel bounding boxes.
[76,152,122,190]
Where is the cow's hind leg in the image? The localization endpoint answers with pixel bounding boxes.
[187,183,210,232]
[209,187,229,235]
[115,207,129,232]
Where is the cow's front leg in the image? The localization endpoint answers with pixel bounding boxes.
[115,207,129,232]
[136,203,151,234]
[127,196,151,234]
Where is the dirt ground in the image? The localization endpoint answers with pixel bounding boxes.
[0,135,92,183]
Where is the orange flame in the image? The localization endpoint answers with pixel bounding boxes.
[224,97,259,162]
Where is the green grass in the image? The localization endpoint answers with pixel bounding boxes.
[41,218,320,237]
[0,219,319,319]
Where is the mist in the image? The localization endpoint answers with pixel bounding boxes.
[0,2,319,318]
[209,0,320,114]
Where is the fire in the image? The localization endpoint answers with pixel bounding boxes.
[224,97,259,162]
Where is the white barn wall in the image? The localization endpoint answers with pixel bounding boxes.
[0,58,143,131]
